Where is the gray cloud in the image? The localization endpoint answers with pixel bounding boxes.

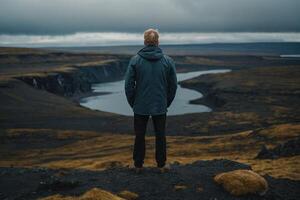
[0,0,299,35]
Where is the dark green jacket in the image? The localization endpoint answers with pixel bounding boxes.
[124,45,177,115]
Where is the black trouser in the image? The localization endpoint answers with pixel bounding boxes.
[133,113,167,168]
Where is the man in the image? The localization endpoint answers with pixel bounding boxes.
[124,29,177,171]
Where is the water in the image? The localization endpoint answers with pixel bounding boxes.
[280,55,300,58]
[80,69,231,116]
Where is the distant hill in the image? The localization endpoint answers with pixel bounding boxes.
[47,42,300,56]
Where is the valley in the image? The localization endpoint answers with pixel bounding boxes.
[0,44,300,199]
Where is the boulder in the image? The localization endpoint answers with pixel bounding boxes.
[117,190,139,200]
[39,188,125,200]
[214,170,268,196]
[256,137,300,159]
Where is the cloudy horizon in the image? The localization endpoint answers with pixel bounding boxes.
[0,0,299,47]
[1,32,300,47]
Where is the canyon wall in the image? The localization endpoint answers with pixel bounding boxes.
[16,59,129,97]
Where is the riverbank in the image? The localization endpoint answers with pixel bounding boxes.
[79,69,231,116]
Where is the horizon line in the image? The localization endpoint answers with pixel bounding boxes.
[1,32,300,48]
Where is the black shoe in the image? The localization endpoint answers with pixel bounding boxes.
[158,163,170,173]
[134,163,143,168]
[157,163,165,168]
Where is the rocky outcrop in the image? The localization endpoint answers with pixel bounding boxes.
[16,59,129,97]
[256,137,300,159]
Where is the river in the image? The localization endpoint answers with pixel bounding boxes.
[80,69,231,116]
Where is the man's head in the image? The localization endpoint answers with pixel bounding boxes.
[144,29,159,46]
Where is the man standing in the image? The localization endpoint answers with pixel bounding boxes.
[124,29,177,170]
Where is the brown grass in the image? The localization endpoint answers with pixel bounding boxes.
[5,128,100,139]
[0,123,299,180]
[75,60,116,67]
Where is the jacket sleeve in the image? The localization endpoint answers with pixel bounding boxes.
[167,58,177,107]
[124,57,137,108]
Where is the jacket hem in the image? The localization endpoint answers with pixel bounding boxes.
[133,111,167,116]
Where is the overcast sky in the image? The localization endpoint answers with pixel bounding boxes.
[1,0,300,34]
[0,0,300,46]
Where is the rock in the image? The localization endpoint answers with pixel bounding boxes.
[38,178,80,191]
[53,171,68,177]
[197,186,204,192]
[256,145,275,159]
[214,169,268,196]
[117,190,139,200]
[39,188,125,200]
[256,137,300,159]
[174,184,187,191]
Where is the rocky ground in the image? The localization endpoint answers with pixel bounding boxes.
[1,159,299,200]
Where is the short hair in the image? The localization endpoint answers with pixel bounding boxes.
[144,29,159,46]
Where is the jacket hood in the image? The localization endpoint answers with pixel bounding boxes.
[138,45,163,61]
